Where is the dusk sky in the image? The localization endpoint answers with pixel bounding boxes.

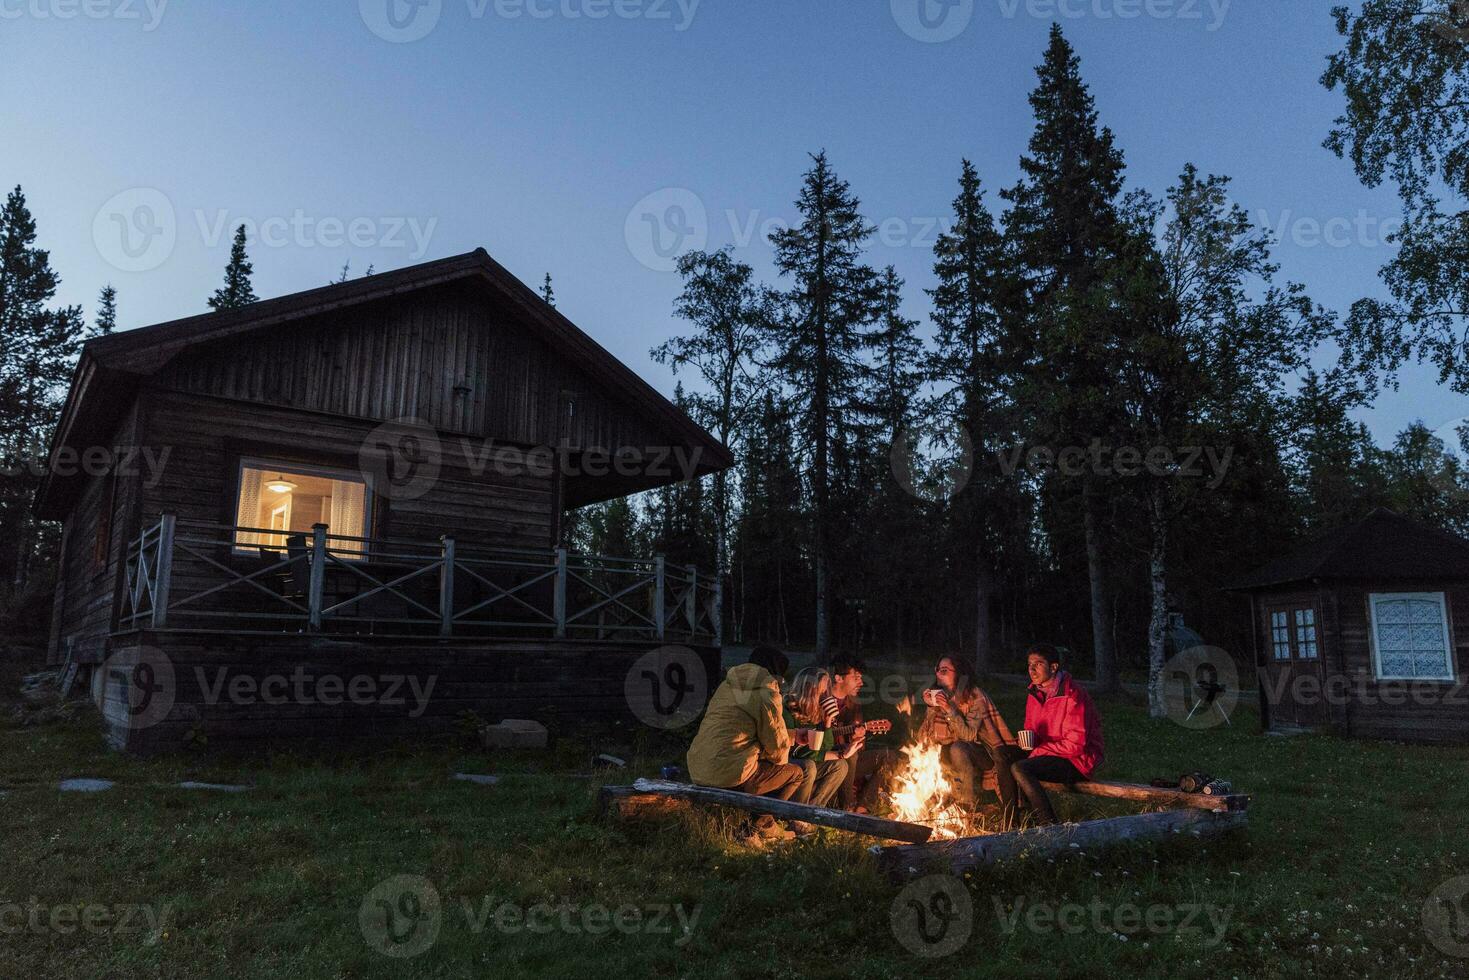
[3,0,1458,444]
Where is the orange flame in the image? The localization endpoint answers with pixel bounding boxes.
[885,741,975,840]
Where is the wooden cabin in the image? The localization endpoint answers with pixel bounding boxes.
[1231,509,1469,743]
[36,248,732,752]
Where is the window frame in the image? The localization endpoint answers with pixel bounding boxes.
[1367,591,1457,683]
[1266,603,1320,662]
[230,457,374,559]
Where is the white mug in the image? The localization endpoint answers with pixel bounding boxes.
[1017,729,1035,751]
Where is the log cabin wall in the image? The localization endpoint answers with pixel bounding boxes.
[48,402,142,664]
[135,388,557,549]
[1330,580,1469,743]
[151,280,673,453]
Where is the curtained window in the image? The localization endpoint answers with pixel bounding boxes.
[233,460,370,559]
[1368,592,1455,682]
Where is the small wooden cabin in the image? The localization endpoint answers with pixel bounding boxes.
[36,248,731,752]
[1231,509,1469,743]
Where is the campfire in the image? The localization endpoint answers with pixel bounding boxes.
[883,741,985,840]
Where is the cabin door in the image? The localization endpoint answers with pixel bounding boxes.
[1263,602,1327,729]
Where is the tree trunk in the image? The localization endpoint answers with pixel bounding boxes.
[974,557,993,677]
[1146,482,1170,718]
[1082,480,1116,690]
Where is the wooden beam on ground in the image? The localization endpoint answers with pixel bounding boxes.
[871,807,1247,880]
[600,778,934,844]
[1043,780,1251,813]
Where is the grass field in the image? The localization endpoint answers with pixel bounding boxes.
[3,676,1468,979]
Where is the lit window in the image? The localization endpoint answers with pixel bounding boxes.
[1270,610,1291,661]
[1294,608,1319,660]
[234,460,369,558]
[1368,592,1455,682]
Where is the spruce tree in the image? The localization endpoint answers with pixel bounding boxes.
[928,160,1022,674]
[540,274,556,307]
[208,225,258,311]
[767,151,880,656]
[92,284,117,337]
[1001,25,1130,689]
[0,186,85,591]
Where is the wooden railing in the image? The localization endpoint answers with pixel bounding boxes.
[118,515,722,644]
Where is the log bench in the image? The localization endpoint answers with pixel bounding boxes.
[978,770,1251,813]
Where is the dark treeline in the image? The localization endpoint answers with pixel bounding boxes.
[570,25,1469,711]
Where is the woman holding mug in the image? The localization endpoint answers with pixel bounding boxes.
[912,656,1026,828]
[1010,644,1106,826]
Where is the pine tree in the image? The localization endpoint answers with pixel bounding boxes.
[208,225,258,311]
[767,151,880,656]
[0,186,85,591]
[928,160,1024,674]
[540,274,556,307]
[1001,26,1130,689]
[92,284,117,337]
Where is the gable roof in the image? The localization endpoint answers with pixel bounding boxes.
[37,248,731,518]
[1228,508,1469,591]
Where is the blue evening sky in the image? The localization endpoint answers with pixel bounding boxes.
[3,0,1461,443]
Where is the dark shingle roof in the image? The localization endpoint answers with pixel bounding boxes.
[1228,508,1469,591]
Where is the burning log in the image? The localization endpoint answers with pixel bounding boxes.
[600,778,935,844]
[870,807,1248,880]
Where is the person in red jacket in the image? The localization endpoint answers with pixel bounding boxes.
[1010,644,1105,825]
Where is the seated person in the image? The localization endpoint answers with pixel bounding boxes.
[782,667,856,811]
[825,654,901,813]
[686,645,803,842]
[913,655,1025,827]
[1010,644,1105,826]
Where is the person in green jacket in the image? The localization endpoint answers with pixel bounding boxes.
[783,667,857,810]
[686,647,805,841]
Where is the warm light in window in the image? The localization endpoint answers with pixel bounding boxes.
[266,479,298,494]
